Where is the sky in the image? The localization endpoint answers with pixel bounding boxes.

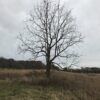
[0,0,100,67]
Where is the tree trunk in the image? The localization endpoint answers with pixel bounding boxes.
[45,49,51,78]
[46,63,51,78]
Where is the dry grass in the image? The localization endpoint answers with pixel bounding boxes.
[0,69,100,100]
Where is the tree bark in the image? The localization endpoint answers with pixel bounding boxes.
[46,63,51,78]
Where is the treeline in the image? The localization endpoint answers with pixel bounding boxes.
[63,67,100,73]
[0,57,100,73]
[0,57,45,69]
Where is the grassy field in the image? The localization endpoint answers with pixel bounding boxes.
[0,69,100,100]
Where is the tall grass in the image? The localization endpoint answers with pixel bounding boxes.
[0,69,100,100]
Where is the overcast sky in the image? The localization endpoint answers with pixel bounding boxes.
[0,0,100,67]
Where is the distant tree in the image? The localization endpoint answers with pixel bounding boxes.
[18,0,82,77]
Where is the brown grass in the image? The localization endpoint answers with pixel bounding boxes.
[0,69,100,99]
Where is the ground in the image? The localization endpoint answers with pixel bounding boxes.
[0,69,100,100]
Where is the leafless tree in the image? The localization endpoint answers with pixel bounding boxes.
[18,0,82,77]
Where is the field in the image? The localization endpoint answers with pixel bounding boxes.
[0,69,100,100]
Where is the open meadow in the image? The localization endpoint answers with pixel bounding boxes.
[0,69,100,100]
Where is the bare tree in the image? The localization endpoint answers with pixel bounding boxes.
[18,0,82,77]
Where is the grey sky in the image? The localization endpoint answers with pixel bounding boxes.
[0,0,100,67]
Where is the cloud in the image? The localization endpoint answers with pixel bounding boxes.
[67,0,100,66]
[0,0,100,66]
[0,0,33,59]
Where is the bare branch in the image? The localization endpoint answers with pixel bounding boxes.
[18,0,82,77]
